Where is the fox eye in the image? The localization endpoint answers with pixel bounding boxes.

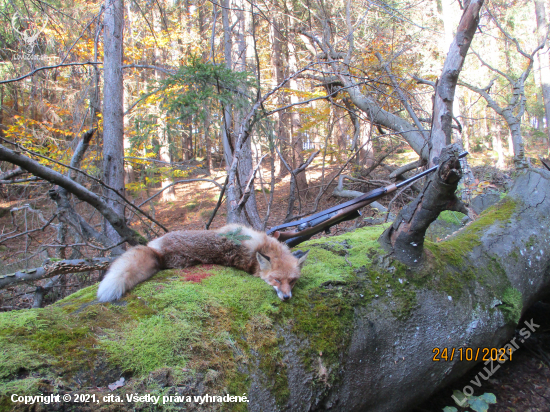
[273,279,281,284]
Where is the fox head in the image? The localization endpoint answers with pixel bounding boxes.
[256,250,309,301]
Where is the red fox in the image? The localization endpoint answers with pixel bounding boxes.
[97,224,309,302]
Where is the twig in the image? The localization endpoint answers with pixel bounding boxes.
[137,178,224,208]
[0,214,56,244]
[0,61,103,85]
[0,137,168,234]
[206,176,228,230]
[385,181,420,223]
[237,154,268,209]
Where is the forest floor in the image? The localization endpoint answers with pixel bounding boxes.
[1,146,549,411]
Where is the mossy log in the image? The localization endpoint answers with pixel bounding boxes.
[1,169,549,412]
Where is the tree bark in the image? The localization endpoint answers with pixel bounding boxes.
[428,0,484,166]
[221,0,262,229]
[535,0,550,150]
[379,144,468,265]
[103,0,125,242]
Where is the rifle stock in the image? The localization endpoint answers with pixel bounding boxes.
[269,151,468,247]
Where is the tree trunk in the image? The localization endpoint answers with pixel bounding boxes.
[2,169,549,412]
[269,10,290,178]
[535,0,550,150]
[429,0,484,166]
[221,0,262,228]
[286,0,308,194]
[103,0,125,243]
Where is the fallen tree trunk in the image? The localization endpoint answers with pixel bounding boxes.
[0,169,549,411]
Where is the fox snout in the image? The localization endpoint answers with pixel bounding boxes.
[274,284,292,301]
[256,250,309,301]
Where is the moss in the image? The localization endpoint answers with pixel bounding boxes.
[422,198,518,299]
[525,235,536,248]
[438,210,466,225]
[279,280,355,384]
[0,341,52,380]
[0,207,521,409]
[57,285,98,313]
[437,198,517,256]
[0,309,53,380]
[102,311,199,374]
[500,287,522,325]
[30,325,90,355]
[0,378,40,412]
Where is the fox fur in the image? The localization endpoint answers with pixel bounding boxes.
[97,224,309,302]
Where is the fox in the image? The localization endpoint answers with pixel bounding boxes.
[96,224,309,303]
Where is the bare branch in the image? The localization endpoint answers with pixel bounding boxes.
[0,137,168,233]
[121,64,176,75]
[0,258,114,290]
[0,144,146,245]
[0,167,25,180]
[137,178,224,208]
[0,61,102,85]
[410,74,436,88]
[237,154,268,209]
[0,214,56,244]
[375,52,428,140]
[205,176,229,230]
[389,158,426,179]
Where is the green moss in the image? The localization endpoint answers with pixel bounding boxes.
[422,198,518,299]
[0,309,46,333]
[0,309,53,380]
[102,311,199,374]
[500,287,522,325]
[0,208,521,409]
[439,198,517,256]
[525,235,536,248]
[30,325,90,355]
[438,210,466,225]
[57,286,98,313]
[0,378,40,396]
[0,341,52,380]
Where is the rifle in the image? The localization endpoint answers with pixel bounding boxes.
[268,151,468,247]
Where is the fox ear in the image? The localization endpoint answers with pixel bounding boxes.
[292,249,305,259]
[256,252,272,271]
[297,250,309,268]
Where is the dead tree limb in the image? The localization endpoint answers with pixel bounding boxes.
[0,257,114,289]
[389,158,425,180]
[379,144,469,264]
[428,0,484,166]
[0,144,146,246]
[0,136,167,233]
[0,167,25,180]
[332,175,393,219]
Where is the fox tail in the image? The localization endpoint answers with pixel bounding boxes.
[97,246,162,302]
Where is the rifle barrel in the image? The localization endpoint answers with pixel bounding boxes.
[268,151,469,237]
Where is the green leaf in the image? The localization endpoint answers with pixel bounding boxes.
[478,392,497,404]
[452,390,469,407]
[469,397,490,412]
[443,407,458,412]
